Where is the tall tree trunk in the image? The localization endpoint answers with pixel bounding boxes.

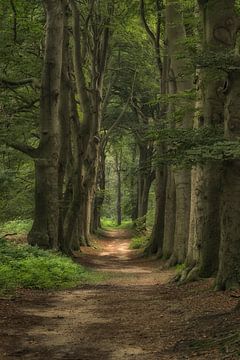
[166,0,193,265]
[130,144,138,221]
[216,68,240,289]
[67,0,110,246]
[182,0,235,281]
[140,0,168,256]
[116,151,122,226]
[150,164,167,255]
[137,144,154,220]
[58,3,71,251]
[91,148,106,232]
[28,0,64,249]
[162,167,176,259]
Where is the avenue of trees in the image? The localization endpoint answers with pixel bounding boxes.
[1,0,240,290]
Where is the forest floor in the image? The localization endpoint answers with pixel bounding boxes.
[1,229,240,360]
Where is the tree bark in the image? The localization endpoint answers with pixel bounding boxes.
[137,143,154,220]
[91,148,106,232]
[162,166,176,259]
[182,0,236,281]
[216,69,240,290]
[166,0,193,265]
[58,3,71,251]
[150,164,167,255]
[68,0,111,245]
[28,0,64,249]
[116,151,122,226]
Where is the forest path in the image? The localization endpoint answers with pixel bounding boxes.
[1,229,240,360]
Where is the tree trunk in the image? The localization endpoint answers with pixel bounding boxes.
[137,144,154,220]
[91,148,106,232]
[58,4,71,251]
[68,0,110,246]
[130,144,138,221]
[140,0,168,256]
[28,0,64,249]
[162,167,176,259]
[116,152,122,226]
[216,69,240,290]
[166,0,193,265]
[182,0,236,281]
[149,165,167,255]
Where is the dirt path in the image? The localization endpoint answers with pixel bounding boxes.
[1,229,240,360]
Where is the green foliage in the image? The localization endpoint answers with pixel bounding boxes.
[0,219,32,236]
[129,235,149,249]
[0,239,103,293]
[146,126,240,167]
[133,216,147,234]
[101,218,133,230]
[0,152,34,222]
[175,263,186,273]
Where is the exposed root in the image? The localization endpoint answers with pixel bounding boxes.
[187,330,240,359]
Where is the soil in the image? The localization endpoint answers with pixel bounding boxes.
[1,229,240,360]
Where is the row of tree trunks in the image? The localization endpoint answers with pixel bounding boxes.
[150,0,240,290]
[16,0,112,253]
[181,0,237,283]
[140,0,240,292]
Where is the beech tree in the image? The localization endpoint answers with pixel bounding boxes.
[10,0,65,249]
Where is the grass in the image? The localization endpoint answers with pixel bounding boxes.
[0,238,105,294]
[101,218,133,230]
[0,218,32,236]
[129,235,149,249]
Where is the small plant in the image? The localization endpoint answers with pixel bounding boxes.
[129,236,149,249]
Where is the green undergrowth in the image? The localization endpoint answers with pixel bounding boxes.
[0,218,32,236]
[129,235,149,249]
[175,263,186,273]
[0,238,104,294]
[101,218,133,230]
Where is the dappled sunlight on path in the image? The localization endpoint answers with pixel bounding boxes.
[77,228,174,283]
[1,229,240,360]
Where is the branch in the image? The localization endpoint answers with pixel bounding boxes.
[102,72,117,114]
[7,142,39,158]
[10,0,17,43]
[70,0,91,118]
[102,69,137,147]
[0,77,40,89]
[102,98,130,148]
[140,0,156,44]
[139,0,163,75]
[155,0,162,52]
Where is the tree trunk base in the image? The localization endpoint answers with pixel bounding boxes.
[165,254,178,268]
[28,231,50,249]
